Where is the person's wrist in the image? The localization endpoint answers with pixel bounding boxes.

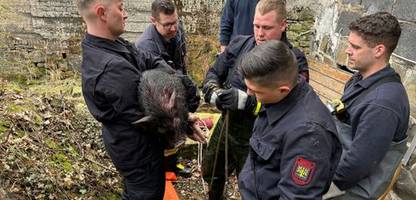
[237,89,248,110]
[210,90,220,105]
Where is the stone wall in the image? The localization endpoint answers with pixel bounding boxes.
[1,0,416,199]
[0,0,225,73]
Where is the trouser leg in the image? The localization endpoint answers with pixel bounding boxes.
[202,116,227,200]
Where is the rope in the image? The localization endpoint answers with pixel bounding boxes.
[223,111,229,198]
[196,119,210,193]
[208,111,230,197]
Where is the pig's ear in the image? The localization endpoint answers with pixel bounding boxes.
[132,115,155,126]
[167,90,176,110]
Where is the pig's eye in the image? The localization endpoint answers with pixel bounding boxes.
[157,127,167,133]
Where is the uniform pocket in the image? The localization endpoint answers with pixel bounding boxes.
[249,137,276,161]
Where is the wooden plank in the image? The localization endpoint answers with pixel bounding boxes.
[308,59,352,101]
[310,79,342,102]
[310,69,345,95]
[309,59,352,83]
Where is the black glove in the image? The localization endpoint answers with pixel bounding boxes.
[216,88,249,111]
[202,81,222,106]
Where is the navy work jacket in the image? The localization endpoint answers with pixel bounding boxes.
[81,33,171,171]
[135,24,187,74]
[220,0,258,46]
[204,34,309,92]
[238,79,342,200]
[333,65,410,189]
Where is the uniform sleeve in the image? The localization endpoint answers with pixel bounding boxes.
[94,59,142,122]
[333,104,398,190]
[279,123,335,200]
[203,49,231,88]
[219,0,235,46]
[139,49,175,73]
[135,38,159,56]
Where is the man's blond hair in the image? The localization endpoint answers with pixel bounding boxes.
[256,0,287,22]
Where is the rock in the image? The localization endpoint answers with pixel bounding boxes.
[411,162,416,183]
[394,168,416,200]
[392,0,416,22]
[395,23,416,63]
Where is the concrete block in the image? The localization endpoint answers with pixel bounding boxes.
[395,168,416,200]
[126,0,152,11]
[395,23,416,62]
[391,56,416,118]
[392,0,416,22]
[125,22,148,34]
[335,37,349,67]
[342,0,361,5]
[319,35,330,53]
[404,71,416,118]
[361,0,394,14]
[336,10,362,36]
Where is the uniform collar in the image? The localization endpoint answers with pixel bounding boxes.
[149,25,176,56]
[84,33,131,54]
[280,31,293,49]
[151,25,177,45]
[261,78,307,125]
[352,64,395,89]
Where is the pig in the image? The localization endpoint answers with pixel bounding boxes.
[133,69,190,148]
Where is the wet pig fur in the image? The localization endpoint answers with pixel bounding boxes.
[134,69,189,148]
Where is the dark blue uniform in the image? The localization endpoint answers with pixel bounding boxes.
[206,34,309,93]
[332,65,409,198]
[202,34,309,200]
[238,79,342,200]
[219,0,258,46]
[135,24,199,112]
[135,23,187,74]
[81,33,173,199]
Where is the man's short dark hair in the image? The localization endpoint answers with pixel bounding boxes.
[349,12,401,56]
[151,0,176,19]
[239,40,297,87]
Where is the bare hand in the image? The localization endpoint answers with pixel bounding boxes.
[220,45,226,53]
[187,113,207,143]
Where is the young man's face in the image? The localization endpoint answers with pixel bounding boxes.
[105,0,128,37]
[253,10,286,45]
[245,78,288,104]
[152,10,179,40]
[345,31,377,72]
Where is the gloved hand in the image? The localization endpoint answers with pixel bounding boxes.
[202,81,223,107]
[216,88,248,111]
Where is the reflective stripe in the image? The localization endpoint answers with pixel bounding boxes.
[254,102,261,116]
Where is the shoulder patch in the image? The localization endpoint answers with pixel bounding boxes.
[291,157,316,186]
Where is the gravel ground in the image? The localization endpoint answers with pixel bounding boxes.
[174,159,241,200]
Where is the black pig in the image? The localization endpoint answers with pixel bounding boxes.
[133,69,189,148]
